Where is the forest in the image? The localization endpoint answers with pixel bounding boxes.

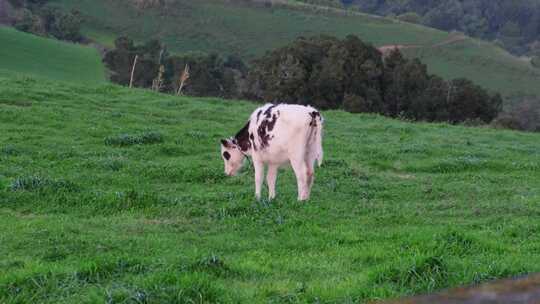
[300,0,540,61]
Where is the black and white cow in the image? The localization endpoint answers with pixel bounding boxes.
[220,104,324,201]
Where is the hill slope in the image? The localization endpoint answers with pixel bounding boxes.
[1,72,540,303]
[0,26,105,84]
[48,0,540,98]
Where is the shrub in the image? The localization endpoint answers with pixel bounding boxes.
[14,8,44,35]
[532,56,540,68]
[12,4,82,42]
[492,99,540,132]
[343,94,366,113]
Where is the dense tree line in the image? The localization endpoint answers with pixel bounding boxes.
[103,37,246,98]
[106,35,502,124]
[8,0,82,42]
[248,35,502,123]
[297,0,540,61]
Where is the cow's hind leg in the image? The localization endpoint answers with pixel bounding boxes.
[291,158,309,201]
[254,160,264,201]
[266,164,278,200]
[304,127,320,200]
[305,161,315,199]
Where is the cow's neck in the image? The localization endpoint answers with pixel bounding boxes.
[234,121,252,155]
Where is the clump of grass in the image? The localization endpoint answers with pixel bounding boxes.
[0,100,32,107]
[373,255,448,292]
[101,156,126,171]
[159,144,186,156]
[434,230,476,257]
[11,175,79,192]
[75,259,148,283]
[105,131,164,147]
[1,145,20,156]
[186,255,236,278]
[148,273,225,303]
[186,131,208,139]
[1,258,148,300]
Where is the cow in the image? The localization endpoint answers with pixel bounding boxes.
[220,104,324,201]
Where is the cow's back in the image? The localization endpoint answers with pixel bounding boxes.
[248,104,319,163]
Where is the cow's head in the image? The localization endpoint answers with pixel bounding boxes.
[220,138,245,176]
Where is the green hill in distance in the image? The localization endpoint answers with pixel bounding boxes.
[1,71,540,302]
[48,0,540,99]
[0,26,105,84]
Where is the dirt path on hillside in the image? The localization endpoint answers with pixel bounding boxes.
[432,33,467,47]
[378,33,468,55]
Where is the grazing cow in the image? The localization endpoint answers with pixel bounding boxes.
[220,104,324,201]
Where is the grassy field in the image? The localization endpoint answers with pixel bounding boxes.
[2,72,540,303]
[0,26,105,84]
[47,0,540,99]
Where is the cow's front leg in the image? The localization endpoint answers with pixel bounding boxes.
[266,164,278,200]
[254,160,264,200]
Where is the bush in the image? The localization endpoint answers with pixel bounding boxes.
[343,94,365,113]
[492,99,540,132]
[12,3,82,42]
[14,8,44,35]
[532,56,540,68]
[41,8,82,42]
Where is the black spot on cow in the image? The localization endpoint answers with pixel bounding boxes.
[249,133,257,151]
[220,139,231,148]
[268,114,277,131]
[223,151,231,160]
[256,110,262,123]
[264,105,276,119]
[234,121,252,152]
[258,112,279,148]
[309,111,320,127]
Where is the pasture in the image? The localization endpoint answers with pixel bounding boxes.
[0,26,105,84]
[1,73,540,303]
[47,0,540,99]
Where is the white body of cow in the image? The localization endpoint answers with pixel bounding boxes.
[220,104,324,201]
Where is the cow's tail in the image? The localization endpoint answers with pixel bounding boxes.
[314,115,324,167]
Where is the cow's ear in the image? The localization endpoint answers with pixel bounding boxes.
[220,139,230,147]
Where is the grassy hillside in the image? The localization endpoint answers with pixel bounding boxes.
[2,72,540,303]
[48,0,540,99]
[0,26,105,84]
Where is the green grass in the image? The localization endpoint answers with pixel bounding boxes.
[0,26,105,84]
[48,0,540,99]
[2,72,540,303]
